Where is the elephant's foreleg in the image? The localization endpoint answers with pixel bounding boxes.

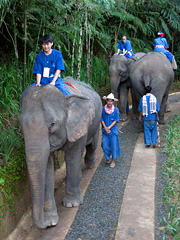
[165,96,171,112]
[85,130,99,169]
[131,88,140,119]
[63,139,86,207]
[119,84,129,121]
[44,153,59,227]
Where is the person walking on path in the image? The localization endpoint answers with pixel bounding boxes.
[114,35,134,59]
[101,93,121,168]
[31,34,70,95]
[138,86,160,148]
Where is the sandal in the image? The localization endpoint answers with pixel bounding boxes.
[106,160,110,164]
[110,162,115,168]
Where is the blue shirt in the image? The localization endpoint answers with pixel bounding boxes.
[154,37,169,52]
[117,39,134,58]
[101,106,119,135]
[117,39,133,51]
[33,49,65,79]
[138,95,160,121]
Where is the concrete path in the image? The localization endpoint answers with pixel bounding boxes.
[115,133,156,240]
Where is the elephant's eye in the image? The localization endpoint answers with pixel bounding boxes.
[51,122,55,127]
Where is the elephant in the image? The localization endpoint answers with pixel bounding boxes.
[108,52,174,123]
[18,76,102,229]
[108,52,146,121]
[130,52,174,124]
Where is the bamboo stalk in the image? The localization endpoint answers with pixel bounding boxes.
[12,2,20,96]
[23,0,27,90]
[87,26,91,84]
[71,20,77,77]
[77,21,82,80]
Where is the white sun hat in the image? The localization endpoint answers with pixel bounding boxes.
[102,93,118,101]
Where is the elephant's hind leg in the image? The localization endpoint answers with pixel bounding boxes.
[63,140,84,208]
[44,153,59,227]
[84,130,99,169]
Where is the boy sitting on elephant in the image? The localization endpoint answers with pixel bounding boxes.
[31,34,70,95]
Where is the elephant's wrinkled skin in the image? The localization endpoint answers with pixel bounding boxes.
[108,52,146,121]
[18,76,102,229]
[130,52,174,124]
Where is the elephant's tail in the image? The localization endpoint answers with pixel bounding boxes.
[143,75,151,88]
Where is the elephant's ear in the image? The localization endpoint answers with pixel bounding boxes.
[65,94,95,142]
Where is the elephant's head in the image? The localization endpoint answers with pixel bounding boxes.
[108,55,129,98]
[19,85,95,152]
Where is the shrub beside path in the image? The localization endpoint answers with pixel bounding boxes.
[6,93,180,240]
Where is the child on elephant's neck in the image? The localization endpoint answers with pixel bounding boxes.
[30,35,70,95]
[101,93,121,168]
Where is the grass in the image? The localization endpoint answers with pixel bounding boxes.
[170,81,180,94]
[161,115,180,239]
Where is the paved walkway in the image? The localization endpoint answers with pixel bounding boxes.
[6,93,180,240]
[115,133,156,240]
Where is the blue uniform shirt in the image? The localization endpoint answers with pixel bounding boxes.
[101,106,119,135]
[33,49,65,79]
[32,49,70,95]
[154,37,173,62]
[117,39,134,58]
[138,96,160,121]
[154,37,169,52]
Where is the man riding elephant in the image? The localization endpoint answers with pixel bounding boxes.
[154,32,177,70]
[114,35,134,59]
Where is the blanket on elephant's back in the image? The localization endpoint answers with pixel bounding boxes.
[64,81,82,94]
[63,76,94,95]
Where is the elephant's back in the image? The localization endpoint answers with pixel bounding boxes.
[130,51,173,80]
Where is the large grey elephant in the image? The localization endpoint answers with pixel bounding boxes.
[130,52,174,124]
[108,52,146,121]
[18,76,102,229]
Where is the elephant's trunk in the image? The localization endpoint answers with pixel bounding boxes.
[23,126,50,228]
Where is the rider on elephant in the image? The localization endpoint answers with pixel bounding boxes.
[32,35,70,95]
[114,35,134,59]
[154,32,173,63]
[154,32,177,70]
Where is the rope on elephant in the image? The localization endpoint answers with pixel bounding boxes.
[64,81,82,94]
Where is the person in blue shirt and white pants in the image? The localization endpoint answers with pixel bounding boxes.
[138,86,160,148]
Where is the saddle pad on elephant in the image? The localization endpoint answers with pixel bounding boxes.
[64,81,82,94]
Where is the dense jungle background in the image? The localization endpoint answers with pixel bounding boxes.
[0,0,180,238]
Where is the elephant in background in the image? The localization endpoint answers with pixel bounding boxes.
[18,76,102,229]
[108,52,174,123]
[108,52,146,121]
[130,52,174,124]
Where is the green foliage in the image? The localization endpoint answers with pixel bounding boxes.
[161,115,180,238]
[0,63,27,227]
